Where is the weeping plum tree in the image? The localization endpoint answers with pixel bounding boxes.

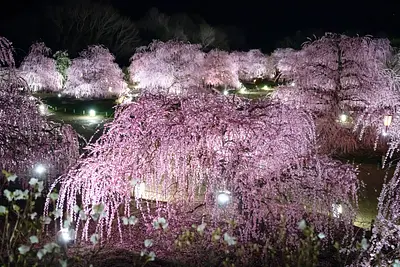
[18,42,63,92]
[361,166,400,265]
[203,49,241,89]
[272,34,396,154]
[52,93,359,262]
[0,37,80,181]
[64,45,126,98]
[270,47,297,82]
[128,40,206,96]
[357,82,400,265]
[231,49,274,82]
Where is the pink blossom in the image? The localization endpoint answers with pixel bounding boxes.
[231,49,274,81]
[203,50,241,89]
[0,38,80,181]
[129,40,206,96]
[64,45,126,98]
[272,34,395,154]
[19,42,63,92]
[53,94,358,251]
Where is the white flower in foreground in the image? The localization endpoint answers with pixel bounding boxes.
[18,245,30,255]
[144,239,153,248]
[223,232,237,246]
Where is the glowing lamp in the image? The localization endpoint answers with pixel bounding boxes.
[384,115,392,127]
[223,90,229,96]
[88,109,96,117]
[34,164,46,175]
[56,228,74,246]
[57,93,62,98]
[108,86,112,92]
[39,104,47,115]
[331,203,343,218]
[216,191,231,207]
[339,114,347,123]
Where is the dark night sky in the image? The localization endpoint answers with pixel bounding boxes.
[112,0,400,48]
[1,0,400,58]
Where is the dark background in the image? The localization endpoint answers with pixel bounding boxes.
[1,0,399,64]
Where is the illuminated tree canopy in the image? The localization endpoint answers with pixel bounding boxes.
[129,40,206,96]
[0,37,79,181]
[55,93,358,254]
[19,42,63,92]
[272,34,398,154]
[64,45,127,98]
[231,49,274,82]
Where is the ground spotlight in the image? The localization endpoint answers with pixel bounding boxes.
[216,191,231,207]
[88,109,96,117]
[34,164,46,175]
[339,114,347,123]
[56,228,74,246]
[38,104,47,115]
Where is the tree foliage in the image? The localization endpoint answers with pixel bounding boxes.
[128,41,276,96]
[129,40,206,96]
[231,49,274,82]
[203,50,241,89]
[272,34,397,154]
[64,45,126,98]
[0,38,79,181]
[18,42,63,92]
[54,93,358,257]
[54,50,71,89]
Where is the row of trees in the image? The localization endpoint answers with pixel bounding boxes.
[129,40,273,96]
[18,40,274,98]
[18,42,126,98]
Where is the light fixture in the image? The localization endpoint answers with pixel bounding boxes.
[261,85,270,90]
[331,203,343,218]
[290,82,295,86]
[134,182,146,198]
[223,90,229,96]
[56,228,74,245]
[88,109,96,117]
[57,93,62,98]
[339,114,347,123]
[216,191,231,207]
[108,86,112,92]
[34,164,46,175]
[384,114,392,129]
[39,104,47,115]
